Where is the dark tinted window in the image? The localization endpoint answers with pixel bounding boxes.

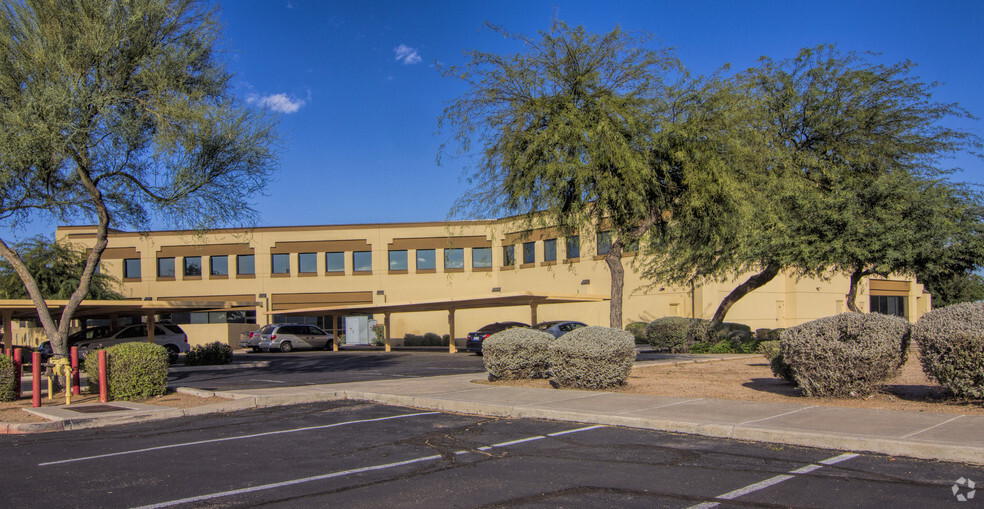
[271,253,290,274]
[237,254,255,275]
[124,258,141,279]
[326,252,344,272]
[158,257,175,277]
[298,252,317,273]
[566,236,580,259]
[416,249,436,270]
[210,255,229,276]
[162,324,184,334]
[117,325,146,339]
[544,239,557,262]
[184,256,202,276]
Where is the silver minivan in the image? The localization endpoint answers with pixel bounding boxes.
[240,324,274,352]
[258,323,334,352]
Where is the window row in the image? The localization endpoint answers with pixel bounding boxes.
[503,235,581,266]
[386,247,492,271]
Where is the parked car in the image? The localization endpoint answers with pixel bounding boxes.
[75,323,190,361]
[257,323,334,352]
[38,325,116,361]
[465,322,530,355]
[239,325,274,352]
[532,320,588,338]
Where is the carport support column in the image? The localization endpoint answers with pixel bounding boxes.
[146,313,156,344]
[448,308,457,354]
[2,310,12,347]
[332,315,339,351]
[530,303,538,327]
[384,312,391,353]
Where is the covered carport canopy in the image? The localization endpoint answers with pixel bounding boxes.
[275,292,610,353]
[0,298,259,347]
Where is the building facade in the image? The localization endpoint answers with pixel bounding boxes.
[55,219,930,348]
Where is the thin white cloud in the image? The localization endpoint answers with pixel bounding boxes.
[394,44,422,65]
[247,93,306,114]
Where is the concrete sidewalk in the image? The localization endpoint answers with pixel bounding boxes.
[7,356,982,466]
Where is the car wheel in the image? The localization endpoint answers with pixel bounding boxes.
[165,345,179,363]
[279,341,293,353]
[324,341,333,350]
[251,347,262,353]
[475,351,483,356]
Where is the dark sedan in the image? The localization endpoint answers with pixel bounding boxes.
[532,320,587,338]
[465,322,530,355]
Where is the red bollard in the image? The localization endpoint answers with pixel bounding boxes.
[12,349,22,400]
[32,352,41,408]
[70,347,80,395]
[98,349,108,403]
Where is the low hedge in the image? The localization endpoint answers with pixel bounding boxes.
[625,322,649,345]
[184,342,233,366]
[549,326,635,390]
[645,317,693,352]
[911,302,984,399]
[403,333,450,347]
[483,328,555,380]
[779,312,910,397]
[0,355,17,402]
[84,342,170,400]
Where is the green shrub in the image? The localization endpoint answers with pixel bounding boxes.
[0,355,17,402]
[423,332,445,346]
[645,317,693,352]
[779,313,911,397]
[689,342,713,353]
[403,333,450,347]
[184,342,233,366]
[483,328,555,380]
[84,342,169,400]
[625,322,649,345]
[758,340,780,360]
[370,323,386,346]
[755,328,785,342]
[911,302,984,398]
[758,340,794,382]
[549,326,636,390]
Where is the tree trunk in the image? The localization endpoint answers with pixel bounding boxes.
[605,240,625,329]
[711,263,781,326]
[846,267,872,313]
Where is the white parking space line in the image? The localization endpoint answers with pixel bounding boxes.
[249,379,286,383]
[38,412,440,466]
[130,424,607,509]
[685,452,860,509]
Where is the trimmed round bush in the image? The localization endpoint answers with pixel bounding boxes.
[645,317,693,352]
[779,312,911,397]
[185,342,233,366]
[912,302,984,398]
[549,326,636,390]
[84,342,169,400]
[0,355,17,402]
[483,327,554,380]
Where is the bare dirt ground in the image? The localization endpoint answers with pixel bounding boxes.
[0,390,217,424]
[483,352,984,416]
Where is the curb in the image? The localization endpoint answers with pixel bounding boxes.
[168,361,271,373]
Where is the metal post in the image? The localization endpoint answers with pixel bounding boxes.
[31,352,40,408]
[98,349,108,403]
[448,308,457,354]
[71,346,80,395]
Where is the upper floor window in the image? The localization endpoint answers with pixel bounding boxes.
[237,254,255,275]
[298,252,317,273]
[157,257,175,278]
[503,245,515,266]
[353,251,372,272]
[123,258,141,279]
[271,253,290,274]
[389,250,408,271]
[522,242,535,264]
[416,249,436,270]
[566,235,580,259]
[597,231,612,256]
[473,247,492,268]
[183,256,202,277]
[210,255,228,276]
[444,248,464,270]
[326,252,344,272]
[544,239,557,262]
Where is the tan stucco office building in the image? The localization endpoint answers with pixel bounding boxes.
[54,218,930,348]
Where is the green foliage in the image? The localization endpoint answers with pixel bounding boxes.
[548,326,636,390]
[625,322,648,344]
[911,302,984,398]
[686,319,753,347]
[645,317,693,352]
[0,354,17,402]
[370,323,386,346]
[402,333,450,347]
[757,340,794,382]
[921,271,984,309]
[0,237,124,299]
[184,342,232,366]
[0,0,279,356]
[757,340,780,361]
[755,329,785,342]
[483,328,555,381]
[779,313,911,397]
[84,342,169,400]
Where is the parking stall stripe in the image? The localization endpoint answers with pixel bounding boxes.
[130,424,606,509]
[38,412,440,466]
[685,452,860,509]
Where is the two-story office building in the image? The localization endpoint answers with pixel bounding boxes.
[54,218,930,349]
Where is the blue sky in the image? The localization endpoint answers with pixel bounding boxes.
[8,0,984,239]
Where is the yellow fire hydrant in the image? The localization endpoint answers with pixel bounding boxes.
[48,357,74,405]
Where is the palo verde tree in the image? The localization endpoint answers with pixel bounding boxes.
[439,21,713,328]
[644,45,982,325]
[0,237,125,300]
[0,0,278,357]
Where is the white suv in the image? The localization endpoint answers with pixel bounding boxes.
[76,323,190,360]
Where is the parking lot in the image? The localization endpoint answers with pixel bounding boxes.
[1,400,979,508]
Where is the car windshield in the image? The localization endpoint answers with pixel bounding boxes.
[533,322,562,330]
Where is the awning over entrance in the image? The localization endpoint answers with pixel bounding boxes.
[274,292,610,353]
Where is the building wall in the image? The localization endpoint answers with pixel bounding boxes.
[55,220,929,345]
